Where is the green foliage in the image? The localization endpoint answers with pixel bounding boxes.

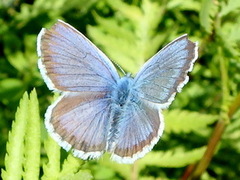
[1,89,41,180]
[164,110,218,133]
[88,0,167,74]
[1,92,29,180]
[42,136,61,180]
[42,136,91,180]
[0,0,240,179]
[199,0,218,34]
[138,146,207,168]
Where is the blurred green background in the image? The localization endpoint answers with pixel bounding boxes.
[0,0,240,179]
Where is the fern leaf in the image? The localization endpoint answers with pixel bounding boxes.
[22,89,41,180]
[87,18,139,73]
[41,136,61,180]
[219,0,240,17]
[98,147,206,178]
[164,110,218,133]
[60,154,84,176]
[87,0,165,74]
[1,92,29,180]
[42,94,61,180]
[199,0,218,34]
[138,146,206,168]
[59,170,93,180]
[106,0,142,22]
[167,0,201,11]
[97,155,132,179]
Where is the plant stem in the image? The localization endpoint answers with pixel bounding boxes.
[131,161,138,180]
[190,120,226,179]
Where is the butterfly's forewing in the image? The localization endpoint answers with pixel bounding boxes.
[38,20,119,159]
[46,92,112,159]
[37,20,119,92]
[133,35,198,108]
[111,100,164,164]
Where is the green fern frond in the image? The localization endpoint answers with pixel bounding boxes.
[219,15,240,59]
[1,92,29,180]
[164,110,218,133]
[1,89,41,180]
[138,146,206,168]
[60,154,84,176]
[199,0,218,34]
[167,0,201,11]
[42,94,61,180]
[219,0,240,17]
[106,0,142,22]
[23,89,41,180]
[97,155,132,179]
[223,112,240,153]
[59,154,93,180]
[98,147,206,179]
[87,0,166,74]
[41,136,61,180]
[59,170,93,180]
[228,16,240,43]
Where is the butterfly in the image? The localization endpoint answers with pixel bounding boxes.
[37,20,198,164]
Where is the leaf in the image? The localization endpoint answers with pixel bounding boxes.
[42,94,61,180]
[97,147,207,179]
[199,0,218,34]
[59,155,92,180]
[87,0,166,74]
[106,0,142,22]
[1,90,41,180]
[41,136,61,180]
[0,78,24,103]
[59,170,93,180]
[96,155,132,179]
[23,89,41,180]
[164,110,218,133]
[60,154,84,176]
[138,146,207,168]
[1,92,29,180]
[167,0,201,11]
[218,15,240,59]
[219,0,240,17]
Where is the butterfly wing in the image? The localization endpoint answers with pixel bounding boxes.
[133,35,198,108]
[110,100,164,164]
[37,20,119,92]
[46,91,112,159]
[38,20,119,159]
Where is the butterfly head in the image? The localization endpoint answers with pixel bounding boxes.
[111,75,134,107]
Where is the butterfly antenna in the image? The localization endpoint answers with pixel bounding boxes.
[112,60,126,75]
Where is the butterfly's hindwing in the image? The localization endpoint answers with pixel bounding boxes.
[110,97,164,164]
[45,91,112,159]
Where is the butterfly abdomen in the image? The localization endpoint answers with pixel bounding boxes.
[107,75,137,151]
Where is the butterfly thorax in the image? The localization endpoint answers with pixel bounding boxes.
[111,75,134,107]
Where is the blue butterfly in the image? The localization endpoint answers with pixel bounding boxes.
[37,20,198,164]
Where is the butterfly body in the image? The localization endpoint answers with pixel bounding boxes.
[111,75,134,107]
[37,20,198,164]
